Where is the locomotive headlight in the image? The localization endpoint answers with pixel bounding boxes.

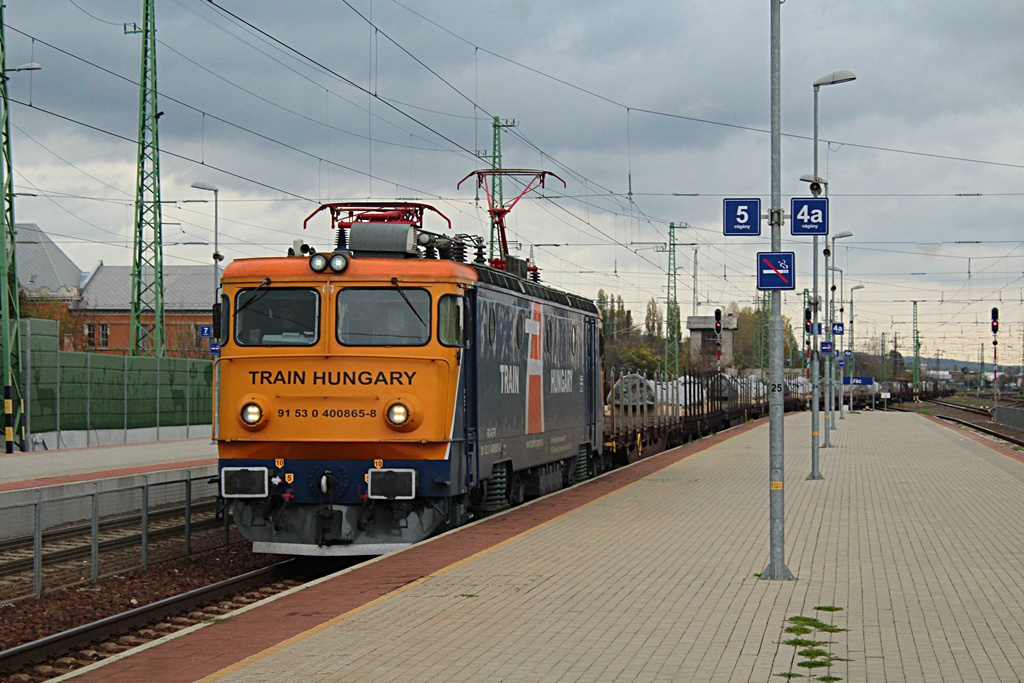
[309,253,328,272]
[387,402,409,425]
[236,395,270,431]
[383,396,421,432]
[241,402,263,425]
[329,252,350,273]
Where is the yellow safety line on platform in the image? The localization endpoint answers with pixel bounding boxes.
[199,440,729,681]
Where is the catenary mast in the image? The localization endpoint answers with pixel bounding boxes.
[127,0,165,356]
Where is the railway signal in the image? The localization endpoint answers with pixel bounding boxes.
[714,309,722,375]
[804,307,812,335]
[991,307,999,404]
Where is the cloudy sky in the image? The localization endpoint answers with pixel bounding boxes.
[5,1,1024,366]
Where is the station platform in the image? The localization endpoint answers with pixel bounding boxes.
[58,410,1024,682]
[0,438,217,492]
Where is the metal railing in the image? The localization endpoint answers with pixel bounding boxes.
[995,405,1024,432]
[0,472,234,601]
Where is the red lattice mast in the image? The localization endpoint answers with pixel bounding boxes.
[458,169,565,262]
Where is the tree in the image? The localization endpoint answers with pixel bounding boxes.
[615,295,627,339]
[644,297,663,339]
[596,289,610,332]
[19,291,85,350]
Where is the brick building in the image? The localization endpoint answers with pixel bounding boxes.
[16,223,213,357]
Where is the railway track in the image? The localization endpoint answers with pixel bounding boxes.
[0,557,350,681]
[927,399,992,418]
[0,503,220,577]
[921,399,1024,449]
[0,503,229,604]
[1,500,217,554]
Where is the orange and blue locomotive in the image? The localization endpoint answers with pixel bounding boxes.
[215,202,603,556]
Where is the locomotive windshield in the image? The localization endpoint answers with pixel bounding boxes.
[234,287,320,346]
[337,287,431,346]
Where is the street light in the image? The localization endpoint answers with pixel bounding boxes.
[806,68,856,474]
[850,284,865,384]
[190,181,220,303]
[829,265,845,419]
[827,231,853,434]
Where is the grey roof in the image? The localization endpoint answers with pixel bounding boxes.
[15,223,83,300]
[76,264,213,311]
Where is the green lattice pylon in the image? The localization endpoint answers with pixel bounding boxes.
[0,4,23,451]
[661,222,681,377]
[488,116,517,260]
[127,0,165,356]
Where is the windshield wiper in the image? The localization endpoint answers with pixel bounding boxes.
[235,278,272,315]
[390,277,425,327]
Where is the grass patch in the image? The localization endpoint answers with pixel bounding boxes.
[775,606,850,680]
[797,660,829,669]
[784,638,823,648]
[784,625,814,635]
[457,593,478,598]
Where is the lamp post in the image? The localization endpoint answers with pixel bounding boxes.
[850,284,864,381]
[829,266,845,419]
[827,231,853,435]
[190,182,221,303]
[805,68,856,468]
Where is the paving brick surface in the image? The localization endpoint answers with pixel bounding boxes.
[64,411,1024,682]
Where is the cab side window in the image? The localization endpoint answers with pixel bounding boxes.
[438,294,464,347]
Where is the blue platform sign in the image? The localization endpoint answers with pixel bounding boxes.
[838,359,846,367]
[832,322,844,335]
[790,197,829,236]
[199,325,213,338]
[844,376,874,385]
[820,340,833,354]
[844,349,852,357]
[723,198,761,236]
[209,342,220,355]
[756,251,795,291]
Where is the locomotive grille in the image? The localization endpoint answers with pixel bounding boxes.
[221,467,269,498]
[367,469,417,500]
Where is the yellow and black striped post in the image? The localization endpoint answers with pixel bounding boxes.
[4,376,13,453]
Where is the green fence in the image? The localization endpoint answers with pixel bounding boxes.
[21,319,213,442]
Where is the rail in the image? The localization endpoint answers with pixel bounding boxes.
[0,560,295,675]
[0,473,233,601]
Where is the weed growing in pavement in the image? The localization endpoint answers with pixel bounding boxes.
[457,593,478,598]
[784,638,823,648]
[774,605,850,682]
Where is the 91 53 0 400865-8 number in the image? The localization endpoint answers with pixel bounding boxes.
[277,408,378,418]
